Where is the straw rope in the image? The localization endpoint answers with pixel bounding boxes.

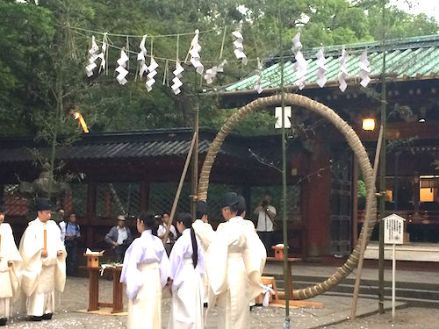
[197,93,377,299]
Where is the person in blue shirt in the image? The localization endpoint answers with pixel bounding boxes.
[64,212,81,276]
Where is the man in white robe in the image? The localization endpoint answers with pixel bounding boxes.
[19,198,66,321]
[237,195,267,308]
[0,205,22,326]
[120,212,170,329]
[206,192,264,329]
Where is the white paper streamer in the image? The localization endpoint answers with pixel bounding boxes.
[137,35,148,78]
[145,57,158,91]
[316,48,327,88]
[338,48,349,92]
[204,60,227,85]
[189,29,204,75]
[260,284,275,307]
[232,30,248,65]
[291,33,302,52]
[292,33,307,90]
[98,34,108,74]
[85,36,100,77]
[359,50,371,87]
[171,61,184,95]
[115,49,129,85]
[254,57,263,94]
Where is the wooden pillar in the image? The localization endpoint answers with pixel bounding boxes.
[104,191,111,217]
[112,268,123,313]
[63,190,73,214]
[301,146,331,259]
[86,181,96,248]
[242,185,251,215]
[140,180,149,211]
[87,268,99,311]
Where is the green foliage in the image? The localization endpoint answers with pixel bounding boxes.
[0,0,438,136]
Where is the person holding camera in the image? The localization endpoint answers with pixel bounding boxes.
[254,193,277,256]
[157,211,177,256]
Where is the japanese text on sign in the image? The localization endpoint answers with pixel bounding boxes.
[384,214,405,245]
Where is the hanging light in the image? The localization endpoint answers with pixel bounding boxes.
[362,117,376,131]
[72,111,89,133]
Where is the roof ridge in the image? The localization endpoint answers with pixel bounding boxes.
[296,34,439,58]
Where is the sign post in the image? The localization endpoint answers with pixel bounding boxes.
[383,214,405,320]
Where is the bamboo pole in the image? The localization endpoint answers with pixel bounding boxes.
[169,131,198,223]
[351,124,384,319]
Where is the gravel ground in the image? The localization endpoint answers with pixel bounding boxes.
[4,276,438,328]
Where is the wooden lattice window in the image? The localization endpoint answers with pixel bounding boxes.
[96,182,140,218]
[3,185,29,216]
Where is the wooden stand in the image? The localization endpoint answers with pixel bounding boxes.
[266,257,301,299]
[255,276,279,305]
[85,255,124,313]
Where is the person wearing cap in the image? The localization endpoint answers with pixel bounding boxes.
[104,215,133,263]
[206,192,264,329]
[0,204,22,326]
[19,198,66,322]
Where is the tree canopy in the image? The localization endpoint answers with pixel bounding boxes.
[0,0,437,136]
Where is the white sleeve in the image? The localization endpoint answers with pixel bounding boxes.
[59,222,66,242]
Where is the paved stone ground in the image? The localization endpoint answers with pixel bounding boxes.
[324,308,439,329]
[4,276,438,328]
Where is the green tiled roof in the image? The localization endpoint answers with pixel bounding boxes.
[224,34,439,94]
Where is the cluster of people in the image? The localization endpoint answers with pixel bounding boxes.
[120,192,267,329]
[0,191,272,328]
[0,198,66,326]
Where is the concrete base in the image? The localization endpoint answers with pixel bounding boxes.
[364,242,439,262]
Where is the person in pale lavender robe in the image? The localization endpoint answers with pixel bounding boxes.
[0,204,22,326]
[168,212,205,329]
[19,198,66,322]
[192,201,214,307]
[206,192,264,329]
[120,212,170,329]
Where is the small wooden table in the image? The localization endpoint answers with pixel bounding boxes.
[266,257,301,299]
[87,265,124,313]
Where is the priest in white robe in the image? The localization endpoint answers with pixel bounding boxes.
[0,205,22,326]
[168,212,205,329]
[120,212,170,329]
[19,198,66,322]
[206,192,265,329]
[236,195,267,278]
